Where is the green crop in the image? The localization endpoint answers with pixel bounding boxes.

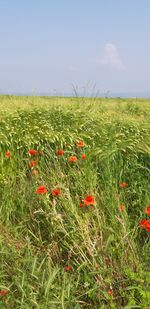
[0,95,150,308]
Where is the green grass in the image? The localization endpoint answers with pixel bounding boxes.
[0,95,150,308]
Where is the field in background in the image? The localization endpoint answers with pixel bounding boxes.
[1,94,150,115]
[0,95,150,308]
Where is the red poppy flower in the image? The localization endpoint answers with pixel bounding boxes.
[64,266,73,271]
[52,188,61,196]
[145,221,150,232]
[57,149,64,156]
[145,205,150,215]
[28,149,37,156]
[0,290,7,297]
[120,182,127,188]
[108,289,113,295]
[140,219,150,231]
[76,140,84,147]
[118,204,125,211]
[79,203,84,208]
[31,169,39,177]
[36,185,47,194]
[5,150,11,158]
[68,156,78,162]
[81,154,86,160]
[29,160,37,168]
[84,195,95,206]
[139,219,148,228]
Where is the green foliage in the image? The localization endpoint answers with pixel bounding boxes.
[0,96,150,308]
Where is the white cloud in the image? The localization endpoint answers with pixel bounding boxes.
[99,43,125,70]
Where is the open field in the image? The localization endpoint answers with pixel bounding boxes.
[0,95,150,308]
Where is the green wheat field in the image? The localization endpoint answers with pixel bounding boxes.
[0,95,150,308]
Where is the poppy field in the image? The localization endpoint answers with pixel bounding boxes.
[0,95,150,308]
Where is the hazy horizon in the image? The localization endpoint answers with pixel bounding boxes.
[1,91,150,99]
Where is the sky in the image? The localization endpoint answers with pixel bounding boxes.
[0,0,150,96]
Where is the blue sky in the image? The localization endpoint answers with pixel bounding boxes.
[0,0,150,95]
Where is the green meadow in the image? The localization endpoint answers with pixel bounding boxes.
[0,95,150,308]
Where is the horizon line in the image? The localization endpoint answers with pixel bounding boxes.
[1,91,150,99]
